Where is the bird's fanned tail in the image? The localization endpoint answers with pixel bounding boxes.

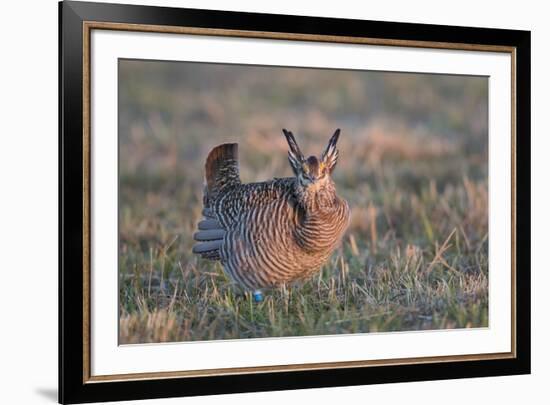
[204,143,240,200]
[193,144,240,260]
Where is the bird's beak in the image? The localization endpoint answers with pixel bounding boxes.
[303,172,316,182]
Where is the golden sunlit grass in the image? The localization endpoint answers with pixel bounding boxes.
[118,61,489,343]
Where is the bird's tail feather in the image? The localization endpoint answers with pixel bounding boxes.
[205,143,240,201]
[193,144,239,261]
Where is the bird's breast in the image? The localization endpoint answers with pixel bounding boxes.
[292,198,350,254]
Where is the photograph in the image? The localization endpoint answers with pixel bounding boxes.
[55,1,532,402]
[118,59,489,344]
[0,0,542,402]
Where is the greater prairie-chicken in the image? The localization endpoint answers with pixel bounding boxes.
[193,129,350,301]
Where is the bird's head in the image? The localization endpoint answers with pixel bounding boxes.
[282,128,340,189]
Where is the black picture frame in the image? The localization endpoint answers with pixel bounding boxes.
[59,1,531,403]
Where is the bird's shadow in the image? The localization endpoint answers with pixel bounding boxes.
[35,388,58,402]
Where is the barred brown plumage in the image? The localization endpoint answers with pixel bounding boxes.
[192,129,350,294]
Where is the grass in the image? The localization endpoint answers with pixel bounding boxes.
[118,60,489,343]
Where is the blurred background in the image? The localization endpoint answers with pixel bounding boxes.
[118,59,488,343]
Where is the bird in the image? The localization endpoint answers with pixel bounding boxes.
[192,129,350,302]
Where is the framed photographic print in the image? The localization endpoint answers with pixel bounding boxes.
[59,0,531,403]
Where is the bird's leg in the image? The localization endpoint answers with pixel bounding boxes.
[253,290,264,303]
